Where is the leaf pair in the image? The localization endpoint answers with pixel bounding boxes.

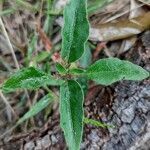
[60,0,89,148]
[2,58,149,93]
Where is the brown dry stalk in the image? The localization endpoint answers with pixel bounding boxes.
[0,17,20,69]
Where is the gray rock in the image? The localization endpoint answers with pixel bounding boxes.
[24,141,35,150]
[121,105,135,123]
[41,135,51,148]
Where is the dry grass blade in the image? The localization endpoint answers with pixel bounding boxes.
[130,0,144,18]
[104,3,145,23]
[137,0,150,6]
[13,0,38,12]
[0,17,20,69]
[0,90,16,117]
[0,124,17,140]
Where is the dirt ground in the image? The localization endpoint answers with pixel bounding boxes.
[0,0,150,150]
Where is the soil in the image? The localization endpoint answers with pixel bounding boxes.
[0,31,149,150]
[0,0,150,149]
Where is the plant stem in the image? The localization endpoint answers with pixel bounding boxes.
[44,86,59,101]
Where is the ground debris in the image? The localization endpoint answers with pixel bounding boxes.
[0,0,150,149]
[83,80,150,150]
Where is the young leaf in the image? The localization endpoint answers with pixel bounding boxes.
[17,93,54,125]
[60,80,84,150]
[85,58,149,85]
[77,78,88,95]
[84,117,114,128]
[61,0,89,63]
[78,43,92,95]
[2,67,63,92]
[33,51,50,63]
[79,42,92,68]
[69,68,85,75]
[27,34,37,63]
[56,63,67,74]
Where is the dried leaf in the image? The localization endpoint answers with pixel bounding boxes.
[90,12,150,41]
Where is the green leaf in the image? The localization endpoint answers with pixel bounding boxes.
[77,77,88,95]
[60,80,84,150]
[78,43,92,95]
[61,0,89,63]
[69,68,85,75]
[2,67,63,92]
[56,63,67,74]
[86,58,149,85]
[84,117,114,128]
[17,93,54,125]
[79,42,92,68]
[33,51,50,63]
[27,34,37,61]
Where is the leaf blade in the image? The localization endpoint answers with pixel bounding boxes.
[79,42,92,68]
[61,0,89,63]
[60,80,84,150]
[86,58,149,85]
[2,67,63,92]
[17,93,54,125]
[84,117,114,128]
[56,63,67,74]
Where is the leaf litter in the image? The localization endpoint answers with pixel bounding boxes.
[0,0,150,149]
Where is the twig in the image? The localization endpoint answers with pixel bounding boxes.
[0,90,17,118]
[0,124,17,140]
[0,17,20,69]
[0,56,12,71]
